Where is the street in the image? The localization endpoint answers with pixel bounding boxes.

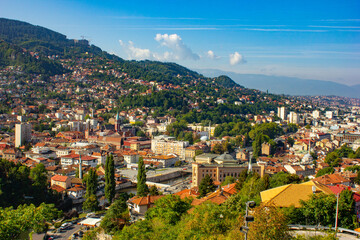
[48,224,82,240]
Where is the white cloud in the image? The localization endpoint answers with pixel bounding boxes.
[119,40,153,60]
[154,33,200,60]
[206,50,220,59]
[229,52,246,65]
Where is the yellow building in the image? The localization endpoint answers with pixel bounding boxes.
[192,153,265,187]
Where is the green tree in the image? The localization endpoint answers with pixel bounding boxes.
[350,147,360,159]
[289,190,356,229]
[325,152,342,167]
[221,176,236,186]
[100,197,129,234]
[105,154,115,204]
[335,144,354,158]
[338,189,355,229]
[0,203,61,239]
[355,172,360,185]
[177,202,235,239]
[316,167,335,177]
[235,170,248,190]
[198,174,216,197]
[84,168,98,211]
[248,204,291,240]
[83,194,99,212]
[212,143,224,154]
[149,185,160,196]
[252,134,270,158]
[29,163,47,189]
[137,157,149,197]
[85,168,98,196]
[145,195,191,225]
[287,137,295,147]
[270,172,301,188]
[288,123,298,133]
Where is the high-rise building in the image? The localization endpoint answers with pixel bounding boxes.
[151,135,189,160]
[325,111,333,119]
[312,110,320,119]
[288,111,299,124]
[277,107,287,120]
[15,123,31,147]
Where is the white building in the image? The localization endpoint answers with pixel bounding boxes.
[146,154,179,168]
[60,154,98,168]
[151,135,189,160]
[313,110,320,119]
[326,111,333,119]
[15,123,32,147]
[123,152,140,165]
[288,112,299,124]
[277,107,287,120]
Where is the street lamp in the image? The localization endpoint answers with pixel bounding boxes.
[240,201,256,240]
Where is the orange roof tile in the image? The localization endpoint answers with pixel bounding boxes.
[129,195,164,206]
[51,184,66,193]
[51,175,69,182]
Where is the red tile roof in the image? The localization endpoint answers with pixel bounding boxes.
[129,195,164,206]
[51,184,66,193]
[174,188,200,199]
[51,175,69,182]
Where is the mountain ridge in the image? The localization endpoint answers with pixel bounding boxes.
[197,69,360,99]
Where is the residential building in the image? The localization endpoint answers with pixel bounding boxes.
[15,123,31,147]
[277,107,287,120]
[313,110,320,119]
[284,164,315,177]
[151,135,189,160]
[288,111,299,124]
[145,154,179,168]
[51,175,71,189]
[127,195,164,215]
[326,111,333,119]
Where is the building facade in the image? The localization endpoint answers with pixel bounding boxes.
[151,135,189,160]
[15,123,32,147]
[192,153,265,187]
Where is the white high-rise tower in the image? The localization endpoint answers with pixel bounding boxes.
[15,123,31,147]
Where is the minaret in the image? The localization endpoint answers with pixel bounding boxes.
[208,121,211,139]
[79,153,83,179]
[248,153,253,173]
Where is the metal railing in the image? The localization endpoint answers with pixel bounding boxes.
[288,224,360,237]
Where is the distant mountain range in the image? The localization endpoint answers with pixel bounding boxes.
[197,69,360,99]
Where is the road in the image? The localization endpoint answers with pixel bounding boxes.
[48,224,82,240]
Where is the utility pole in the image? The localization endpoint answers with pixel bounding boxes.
[240,201,256,240]
[335,193,339,236]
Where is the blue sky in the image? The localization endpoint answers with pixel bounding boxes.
[1,0,360,85]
